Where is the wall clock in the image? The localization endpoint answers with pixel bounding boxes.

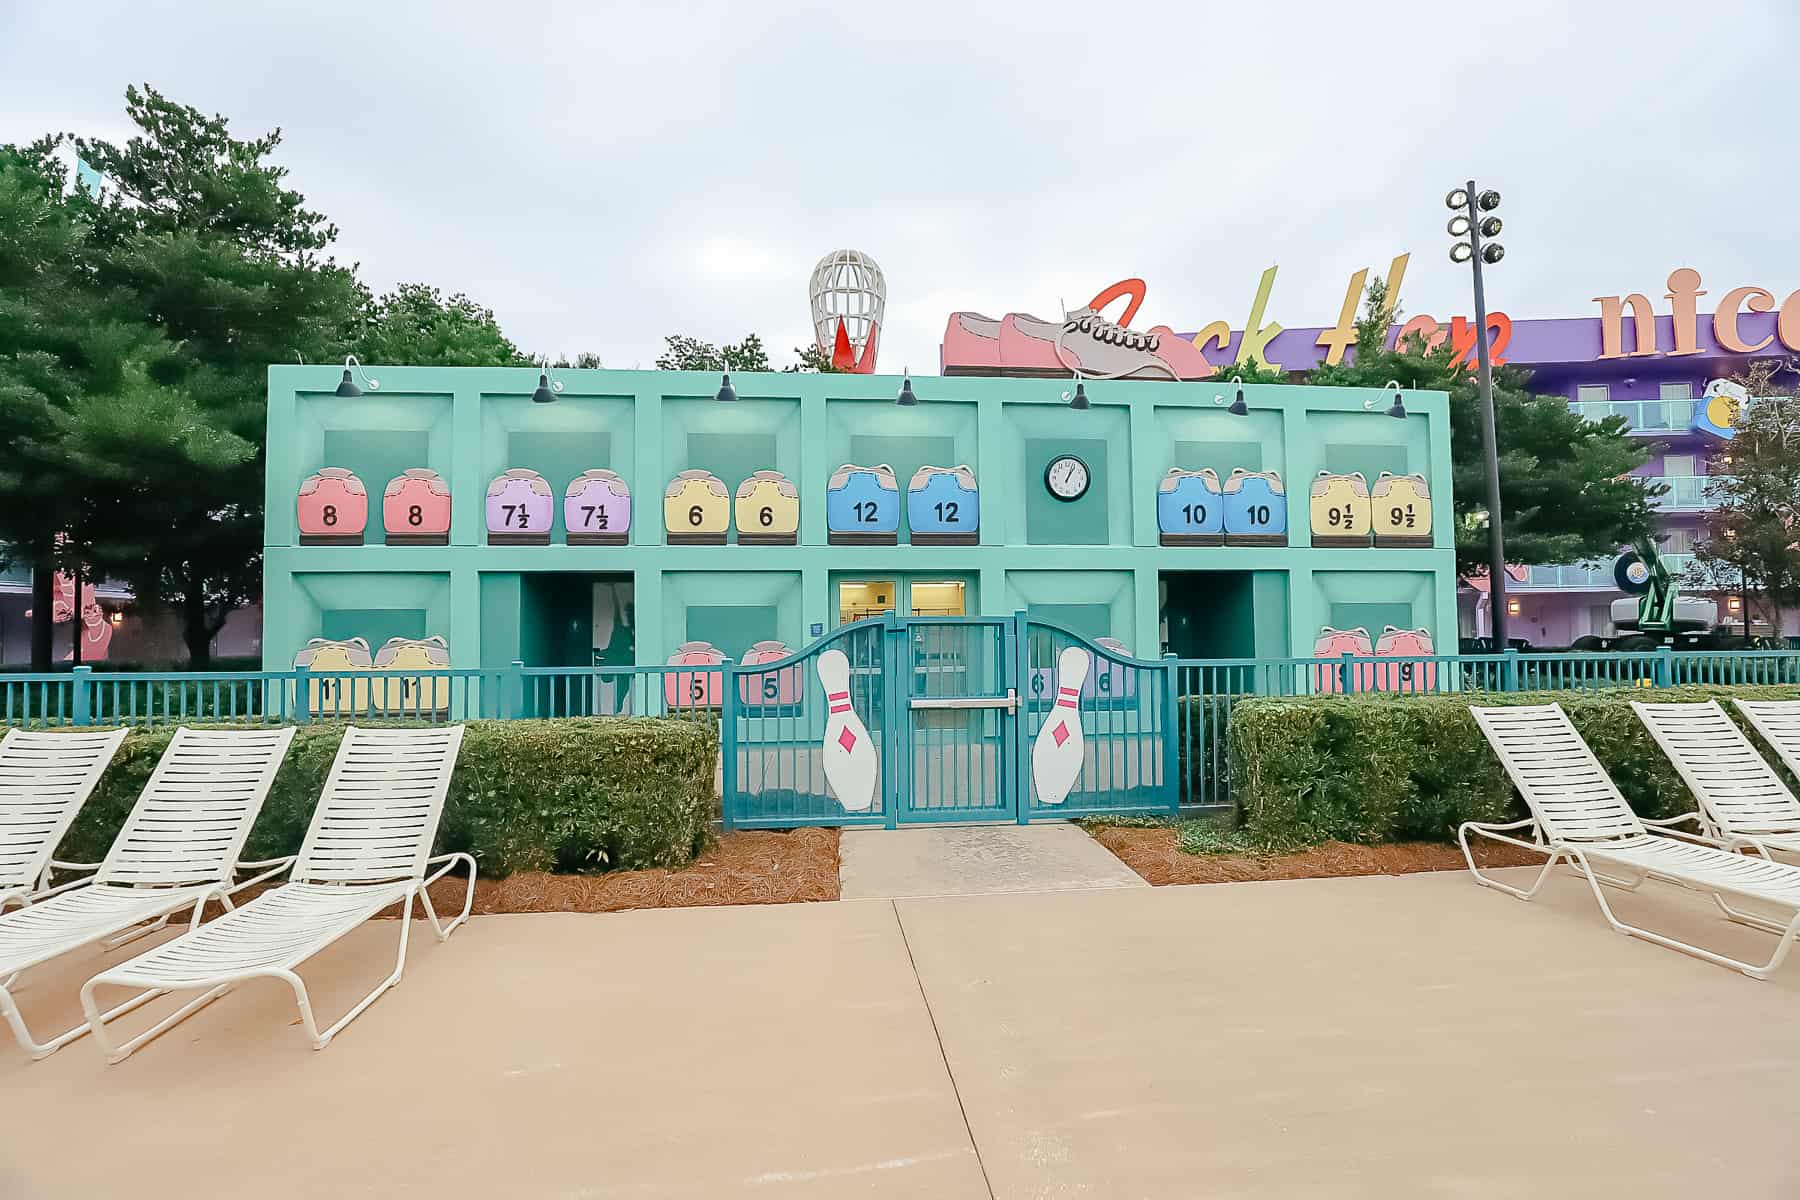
[1044,454,1090,502]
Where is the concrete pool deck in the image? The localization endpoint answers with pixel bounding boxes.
[4,867,1798,1197]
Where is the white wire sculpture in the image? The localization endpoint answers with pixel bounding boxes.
[808,249,886,373]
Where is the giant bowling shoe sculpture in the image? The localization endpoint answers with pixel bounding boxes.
[383,469,453,545]
[664,470,731,544]
[1308,471,1371,547]
[1156,468,1224,546]
[825,464,900,546]
[1371,472,1432,548]
[296,468,368,545]
[485,468,554,545]
[1031,646,1091,806]
[734,470,800,545]
[564,469,631,545]
[1222,469,1288,546]
[816,649,878,812]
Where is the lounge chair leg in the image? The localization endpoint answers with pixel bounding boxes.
[1709,892,1792,935]
[1458,822,1560,900]
[8,978,169,1062]
[80,980,230,1065]
[1567,851,1800,980]
[303,892,417,1051]
[419,855,477,941]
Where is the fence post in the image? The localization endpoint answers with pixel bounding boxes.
[71,665,92,727]
[509,660,526,720]
[293,666,310,724]
[1339,652,1355,695]
[1501,647,1520,693]
[719,665,737,832]
[1654,645,1673,690]
[1161,655,1180,813]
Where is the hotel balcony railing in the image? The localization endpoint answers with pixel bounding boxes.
[1570,398,1699,432]
[1514,553,1696,591]
[1647,475,1722,511]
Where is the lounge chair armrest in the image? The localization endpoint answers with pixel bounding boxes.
[1646,821,1729,849]
[1643,812,1704,830]
[226,856,296,895]
[33,873,99,900]
[1459,816,1541,836]
[236,856,297,870]
[38,858,102,891]
[423,852,478,887]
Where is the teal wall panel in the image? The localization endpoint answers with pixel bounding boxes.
[479,573,521,670]
[1024,437,1109,545]
[263,368,1459,669]
[320,608,426,647]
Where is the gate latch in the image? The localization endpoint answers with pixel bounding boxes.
[909,687,1022,713]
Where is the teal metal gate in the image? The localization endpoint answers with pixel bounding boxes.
[723,613,1177,828]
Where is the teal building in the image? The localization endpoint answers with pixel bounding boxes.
[260,366,1456,673]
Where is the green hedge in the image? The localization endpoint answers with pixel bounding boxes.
[54,717,718,878]
[1225,684,1800,846]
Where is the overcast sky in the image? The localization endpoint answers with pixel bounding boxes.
[5,0,1795,373]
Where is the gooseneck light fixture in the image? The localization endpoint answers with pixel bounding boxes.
[1227,376,1248,417]
[1447,178,1509,646]
[335,354,379,398]
[714,372,737,403]
[1377,380,1407,420]
[1066,381,1090,410]
[896,372,918,406]
[530,357,564,404]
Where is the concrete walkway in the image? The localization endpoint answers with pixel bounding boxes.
[5,868,1800,1197]
[838,822,1149,899]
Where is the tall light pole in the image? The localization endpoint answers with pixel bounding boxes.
[1448,182,1508,647]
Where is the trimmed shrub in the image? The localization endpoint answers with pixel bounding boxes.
[54,716,718,879]
[1226,684,1800,846]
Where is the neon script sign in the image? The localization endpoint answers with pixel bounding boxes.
[1593,268,1800,360]
[1131,254,1507,374]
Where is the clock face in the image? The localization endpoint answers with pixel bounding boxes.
[1045,455,1090,502]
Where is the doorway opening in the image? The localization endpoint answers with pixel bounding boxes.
[1159,571,1257,659]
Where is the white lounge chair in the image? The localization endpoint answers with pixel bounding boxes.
[1461,702,1800,978]
[1,728,129,912]
[82,725,475,1062]
[0,725,296,1058]
[1631,700,1800,860]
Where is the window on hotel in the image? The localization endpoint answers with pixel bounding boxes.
[1576,385,1609,404]
[1664,454,1696,478]
[1659,382,1692,400]
[1661,528,1694,554]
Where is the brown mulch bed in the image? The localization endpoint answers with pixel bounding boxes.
[418,827,841,914]
[1088,825,1544,887]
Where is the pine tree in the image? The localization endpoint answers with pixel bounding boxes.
[68,85,366,665]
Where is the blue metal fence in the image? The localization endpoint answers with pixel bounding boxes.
[12,645,1800,825]
[1168,647,1800,811]
[0,663,730,729]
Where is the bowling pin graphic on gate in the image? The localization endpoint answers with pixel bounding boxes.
[1031,646,1091,806]
[817,649,878,812]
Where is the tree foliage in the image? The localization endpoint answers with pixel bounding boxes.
[353,283,530,367]
[1689,361,1800,634]
[3,86,530,668]
[654,332,772,372]
[785,343,842,373]
[1304,282,1657,576]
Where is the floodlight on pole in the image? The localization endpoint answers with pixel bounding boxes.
[1448,177,1510,648]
